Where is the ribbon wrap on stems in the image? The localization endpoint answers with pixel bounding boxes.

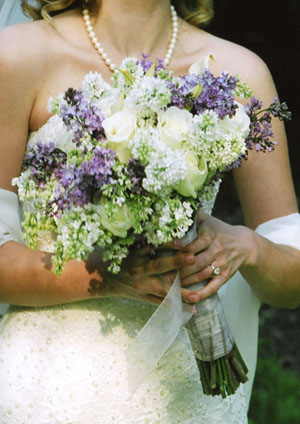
[186,281,234,361]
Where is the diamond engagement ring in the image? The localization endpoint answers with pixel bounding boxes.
[210,264,221,276]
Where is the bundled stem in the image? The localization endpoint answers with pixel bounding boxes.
[186,318,249,398]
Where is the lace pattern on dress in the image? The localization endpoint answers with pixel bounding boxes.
[0,298,247,424]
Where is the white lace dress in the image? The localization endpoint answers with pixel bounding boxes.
[0,117,259,423]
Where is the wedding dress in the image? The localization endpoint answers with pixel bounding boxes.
[0,115,255,423]
[2,121,300,424]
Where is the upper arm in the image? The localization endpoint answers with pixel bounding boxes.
[213,44,298,229]
[0,25,39,192]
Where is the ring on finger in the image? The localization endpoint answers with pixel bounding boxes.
[210,263,221,276]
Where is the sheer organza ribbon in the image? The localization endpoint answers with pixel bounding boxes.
[126,271,194,393]
[126,224,198,393]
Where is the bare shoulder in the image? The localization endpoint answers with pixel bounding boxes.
[0,20,53,73]
[0,20,56,103]
[0,21,56,190]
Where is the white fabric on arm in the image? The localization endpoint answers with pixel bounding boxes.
[0,189,24,315]
[256,213,300,250]
[0,189,23,313]
[0,189,23,247]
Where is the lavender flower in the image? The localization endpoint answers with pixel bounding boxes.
[60,88,105,144]
[269,98,292,121]
[137,53,154,73]
[137,54,167,76]
[23,141,66,184]
[168,74,202,110]
[125,159,146,195]
[168,70,238,119]
[53,147,116,212]
[244,96,291,153]
[194,70,238,118]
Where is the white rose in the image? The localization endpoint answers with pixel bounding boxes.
[188,55,210,75]
[160,106,193,150]
[220,102,250,137]
[174,151,208,198]
[98,198,135,238]
[96,90,124,117]
[102,108,136,163]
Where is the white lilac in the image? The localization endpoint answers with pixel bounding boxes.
[120,57,144,78]
[143,148,187,194]
[125,76,171,114]
[145,198,193,246]
[82,71,112,101]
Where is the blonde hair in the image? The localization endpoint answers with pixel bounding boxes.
[21,0,214,27]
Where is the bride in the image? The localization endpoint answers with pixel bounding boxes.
[0,0,300,422]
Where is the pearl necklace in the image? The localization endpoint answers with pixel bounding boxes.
[82,5,178,72]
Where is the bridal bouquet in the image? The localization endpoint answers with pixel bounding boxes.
[13,55,290,397]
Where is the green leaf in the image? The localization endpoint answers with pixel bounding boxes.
[145,59,157,77]
[116,69,136,85]
[190,84,202,99]
[209,54,216,63]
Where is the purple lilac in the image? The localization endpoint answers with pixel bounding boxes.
[155,57,167,74]
[195,70,238,118]
[23,141,66,184]
[59,88,105,145]
[269,98,292,121]
[167,74,203,110]
[168,70,238,118]
[137,54,154,73]
[53,147,116,212]
[125,159,146,195]
[226,96,291,169]
[244,96,289,152]
[137,54,167,75]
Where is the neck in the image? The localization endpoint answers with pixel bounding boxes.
[89,0,174,61]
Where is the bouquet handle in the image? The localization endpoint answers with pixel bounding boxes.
[182,224,248,397]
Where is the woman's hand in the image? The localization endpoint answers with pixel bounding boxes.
[87,246,197,305]
[119,247,199,304]
[178,212,256,302]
